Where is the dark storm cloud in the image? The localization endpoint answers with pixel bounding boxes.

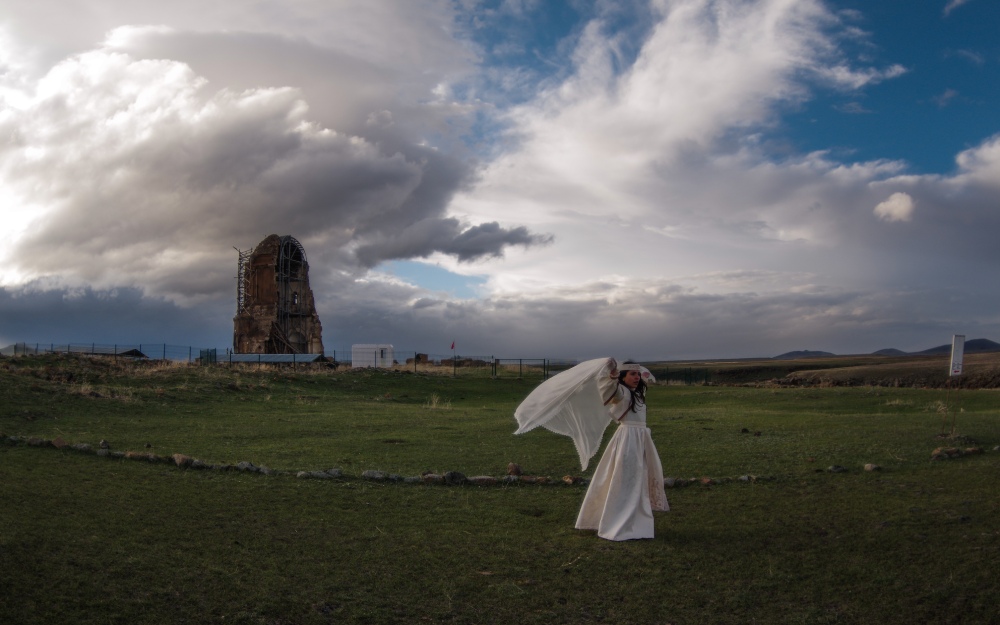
[353,219,552,266]
[0,282,232,348]
[316,274,998,360]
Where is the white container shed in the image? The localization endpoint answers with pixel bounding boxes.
[351,344,394,368]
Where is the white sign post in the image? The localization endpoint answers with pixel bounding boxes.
[949,334,965,377]
[944,334,965,437]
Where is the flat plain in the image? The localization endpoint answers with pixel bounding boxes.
[2,354,998,624]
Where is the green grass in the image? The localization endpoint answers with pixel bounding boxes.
[2,354,999,624]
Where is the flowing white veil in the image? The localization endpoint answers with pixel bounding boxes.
[513,358,617,470]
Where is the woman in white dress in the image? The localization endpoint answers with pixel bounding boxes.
[575,361,668,540]
[514,358,668,541]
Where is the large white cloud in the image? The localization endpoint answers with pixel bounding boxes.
[0,37,545,302]
[2,0,999,358]
[874,192,914,222]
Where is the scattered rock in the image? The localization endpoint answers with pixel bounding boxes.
[297,470,331,479]
[236,461,258,473]
[362,470,388,481]
[99,439,109,449]
[964,447,983,455]
[172,454,193,468]
[443,471,467,485]
[324,468,343,478]
[699,477,715,486]
[71,443,92,452]
[864,463,881,472]
[97,448,110,457]
[51,437,69,449]
[190,459,208,470]
[501,475,519,484]
[931,447,963,460]
[520,475,540,484]
[144,443,152,449]
[421,473,444,484]
[27,437,49,447]
[403,476,421,484]
[827,465,848,473]
[506,462,522,476]
[664,477,676,488]
[740,428,750,433]
[469,476,498,486]
[738,475,752,482]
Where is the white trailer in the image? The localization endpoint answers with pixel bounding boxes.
[351,344,394,368]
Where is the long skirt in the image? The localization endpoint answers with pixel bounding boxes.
[575,423,668,541]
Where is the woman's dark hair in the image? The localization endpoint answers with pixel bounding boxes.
[617,362,647,413]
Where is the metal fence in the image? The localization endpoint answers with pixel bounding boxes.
[0,342,577,378]
[653,367,712,385]
[491,358,576,379]
[1,342,214,362]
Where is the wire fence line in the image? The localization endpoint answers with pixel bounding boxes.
[0,342,713,384]
[2,342,211,362]
[0,341,577,379]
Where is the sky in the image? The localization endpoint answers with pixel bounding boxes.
[1,0,999,361]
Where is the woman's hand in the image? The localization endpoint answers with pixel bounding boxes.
[606,357,618,378]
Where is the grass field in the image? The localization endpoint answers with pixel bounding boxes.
[2,354,999,624]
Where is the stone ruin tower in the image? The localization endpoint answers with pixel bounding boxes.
[233,234,325,355]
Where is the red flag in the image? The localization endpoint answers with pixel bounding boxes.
[450,341,455,350]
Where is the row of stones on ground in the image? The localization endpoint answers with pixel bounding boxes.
[0,435,769,487]
[6,434,996,486]
[930,446,991,461]
[3,434,767,486]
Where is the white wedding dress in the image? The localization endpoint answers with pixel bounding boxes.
[514,358,668,541]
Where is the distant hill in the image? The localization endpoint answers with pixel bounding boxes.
[772,350,836,360]
[914,338,1000,356]
[872,348,908,357]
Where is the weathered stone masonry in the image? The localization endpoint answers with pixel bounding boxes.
[234,234,324,355]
